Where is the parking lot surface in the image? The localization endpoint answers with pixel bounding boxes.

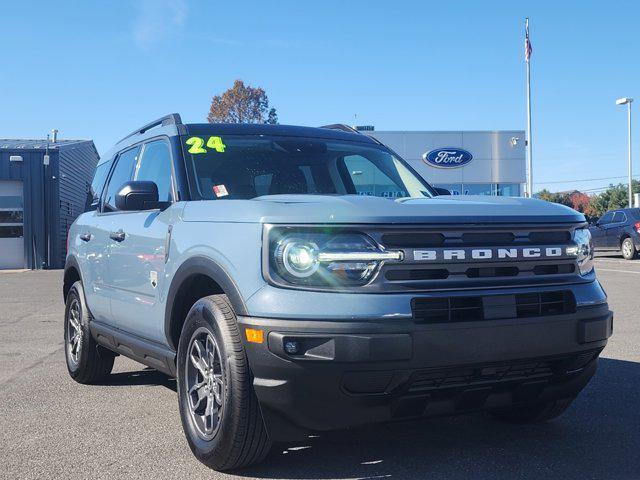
[1,254,638,480]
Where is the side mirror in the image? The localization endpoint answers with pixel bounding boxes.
[433,187,451,196]
[115,181,164,211]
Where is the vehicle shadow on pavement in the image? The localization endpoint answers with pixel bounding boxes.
[238,357,639,480]
[99,367,177,392]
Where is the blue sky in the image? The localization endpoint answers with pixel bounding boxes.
[0,0,638,193]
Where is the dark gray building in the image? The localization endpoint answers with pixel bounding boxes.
[0,138,99,269]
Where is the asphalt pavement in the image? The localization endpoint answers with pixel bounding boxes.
[0,254,638,479]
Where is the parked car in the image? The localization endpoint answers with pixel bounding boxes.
[589,208,640,260]
[63,114,612,471]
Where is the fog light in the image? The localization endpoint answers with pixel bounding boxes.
[284,340,300,355]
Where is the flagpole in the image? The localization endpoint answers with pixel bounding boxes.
[525,18,533,198]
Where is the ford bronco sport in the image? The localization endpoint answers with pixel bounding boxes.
[63,114,612,471]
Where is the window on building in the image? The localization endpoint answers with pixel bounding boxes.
[433,184,463,195]
[463,184,494,195]
[0,226,23,238]
[135,140,174,202]
[103,146,140,211]
[0,191,24,238]
[0,211,23,223]
[496,184,521,197]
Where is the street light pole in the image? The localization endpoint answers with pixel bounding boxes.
[617,97,634,207]
[627,101,633,207]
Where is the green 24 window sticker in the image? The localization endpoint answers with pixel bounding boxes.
[185,136,226,154]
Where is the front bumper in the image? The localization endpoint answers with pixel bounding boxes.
[239,302,612,441]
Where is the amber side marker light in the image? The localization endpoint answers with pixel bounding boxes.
[245,328,264,344]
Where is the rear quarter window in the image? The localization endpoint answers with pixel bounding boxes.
[612,212,627,223]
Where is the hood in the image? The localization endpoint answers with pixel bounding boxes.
[181,194,585,225]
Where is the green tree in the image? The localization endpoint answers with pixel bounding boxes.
[207,79,278,124]
[591,180,640,216]
[535,189,556,202]
[534,189,572,207]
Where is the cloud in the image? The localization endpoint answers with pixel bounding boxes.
[132,0,188,49]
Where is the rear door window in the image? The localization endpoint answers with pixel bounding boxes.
[599,212,614,224]
[612,211,626,223]
[103,147,140,211]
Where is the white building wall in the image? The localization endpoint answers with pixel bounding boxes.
[364,130,526,196]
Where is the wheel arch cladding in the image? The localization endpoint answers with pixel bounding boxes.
[63,256,82,301]
[165,255,248,350]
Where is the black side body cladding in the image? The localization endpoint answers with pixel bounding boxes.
[90,321,177,376]
[164,255,248,349]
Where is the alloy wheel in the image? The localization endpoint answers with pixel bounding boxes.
[185,327,225,440]
[67,298,83,365]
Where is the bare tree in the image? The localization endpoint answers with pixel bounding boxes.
[207,80,278,124]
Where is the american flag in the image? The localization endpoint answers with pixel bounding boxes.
[525,18,533,62]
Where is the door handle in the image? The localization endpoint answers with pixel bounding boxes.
[79,233,92,242]
[109,229,126,242]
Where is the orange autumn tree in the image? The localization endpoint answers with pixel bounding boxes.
[207,80,278,124]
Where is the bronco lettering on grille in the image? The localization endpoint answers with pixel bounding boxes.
[413,247,567,262]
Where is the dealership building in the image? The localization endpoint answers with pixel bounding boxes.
[0,137,99,269]
[363,130,526,197]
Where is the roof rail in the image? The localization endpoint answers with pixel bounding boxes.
[319,124,362,134]
[118,113,183,143]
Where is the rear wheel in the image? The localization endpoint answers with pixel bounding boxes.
[621,237,637,260]
[176,294,271,471]
[64,281,115,384]
[490,397,575,423]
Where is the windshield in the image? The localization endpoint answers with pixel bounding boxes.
[181,134,434,200]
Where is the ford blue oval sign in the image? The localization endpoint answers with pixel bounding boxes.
[423,148,473,168]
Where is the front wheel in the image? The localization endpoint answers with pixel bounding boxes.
[621,237,638,260]
[176,294,271,471]
[490,397,575,423]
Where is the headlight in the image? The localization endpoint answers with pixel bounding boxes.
[572,228,594,276]
[268,228,402,288]
[277,240,320,278]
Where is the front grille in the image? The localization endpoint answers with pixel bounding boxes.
[408,360,554,393]
[406,349,598,394]
[386,262,576,282]
[381,228,573,249]
[412,291,576,324]
[369,224,583,292]
[340,349,602,401]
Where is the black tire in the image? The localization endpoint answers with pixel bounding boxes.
[64,280,115,384]
[176,294,271,471]
[621,237,637,260]
[490,397,575,423]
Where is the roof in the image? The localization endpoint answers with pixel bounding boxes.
[101,118,380,165]
[185,123,378,144]
[366,130,525,134]
[0,139,91,150]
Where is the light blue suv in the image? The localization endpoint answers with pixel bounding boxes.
[64,114,612,471]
